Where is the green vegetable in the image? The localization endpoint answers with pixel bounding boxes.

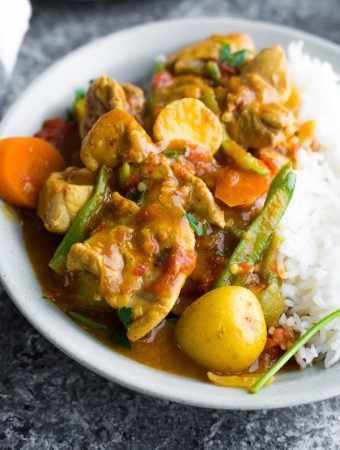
[117,307,132,330]
[228,49,251,68]
[153,58,165,74]
[216,249,226,257]
[215,164,296,286]
[137,182,147,192]
[200,87,220,116]
[215,265,232,288]
[112,328,132,349]
[250,309,340,394]
[113,307,133,349]
[164,147,189,158]
[221,136,269,176]
[75,88,86,102]
[131,181,148,204]
[119,162,131,187]
[69,311,110,332]
[207,61,222,86]
[219,43,232,63]
[229,164,295,275]
[257,234,286,325]
[258,277,285,326]
[260,233,284,279]
[49,165,110,275]
[186,213,208,237]
[219,42,251,68]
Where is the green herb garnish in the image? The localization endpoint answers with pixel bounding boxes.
[113,307,133,349]
[216,249,226,257]
[117,307,132,330]
[228,49,251,68]
[250,309,340,394]
[164,147,189,158]
[219,43,232,63]
[75,88,86,102]
[153,58,165,74]
[186,213,208,237]
[112,328,132,349]
[130,182,147,204]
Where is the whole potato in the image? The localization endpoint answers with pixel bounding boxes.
[175,286,267,372]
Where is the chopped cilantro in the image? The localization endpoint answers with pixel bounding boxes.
[186,213,208,237]
[219,43,232,63]
[113,307,133,349]
[228,49,251,68]
[130,183,147,204]
[112,328,132,349]
[153,58,165,74]
[75,88,86,102]
[117,307,132,330]
[164,147,189,158]
[219,43,251,69]
[216,249,226,257]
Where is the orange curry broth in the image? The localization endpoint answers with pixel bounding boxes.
[17,117,293,381]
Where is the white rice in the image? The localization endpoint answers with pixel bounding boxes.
[278,41,340,368]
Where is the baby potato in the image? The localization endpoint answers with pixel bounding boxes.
[153,98,223,154]
[175,286,267,373]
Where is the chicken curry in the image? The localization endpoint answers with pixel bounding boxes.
[1,33,314,389]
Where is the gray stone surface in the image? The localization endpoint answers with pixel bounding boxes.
[1,0,340,448]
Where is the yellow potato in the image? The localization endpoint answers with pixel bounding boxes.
[174,286,267,373]
[153,98,223,154]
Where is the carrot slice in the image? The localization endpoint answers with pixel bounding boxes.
[215,166,271,207]
[0,137,65,208]
[153,98,223,154]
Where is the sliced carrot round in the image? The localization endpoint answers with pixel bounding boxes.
[0,137,65,208]
[215,166,271,208]
[153,98,223,154]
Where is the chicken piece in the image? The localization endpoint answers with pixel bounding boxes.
[67,214,196,341]
[38,167,95,234]
[111,192,140,216]
[80,76,126,138]
[81,108,155,171]
[79,76,146,138]
[225,101,297,149]
[121,82,146,122]
[242,45,291,103]
[171,163,225,228]
[168,33,255,63]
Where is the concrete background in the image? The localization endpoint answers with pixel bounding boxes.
[1,0,340,448]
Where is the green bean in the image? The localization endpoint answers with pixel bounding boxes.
[221,135,269,176]
[200,87,221,116]
[260,233,284,279]
[215,164,295,286]
[49,165,110,275]
[258,277,285,326]
[229,164,295,275]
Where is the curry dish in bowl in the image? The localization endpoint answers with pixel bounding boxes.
[1,31,339,393]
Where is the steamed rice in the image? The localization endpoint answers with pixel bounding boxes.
[278,42,340,368]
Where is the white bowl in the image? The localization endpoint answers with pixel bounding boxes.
[1,17,340,410]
